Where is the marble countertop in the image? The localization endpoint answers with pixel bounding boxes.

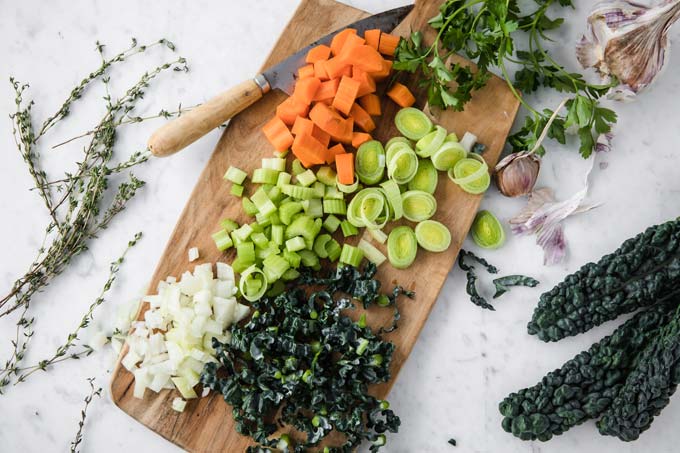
[2,0,679,452]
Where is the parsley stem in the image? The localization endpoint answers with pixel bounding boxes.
[498,57,540,116]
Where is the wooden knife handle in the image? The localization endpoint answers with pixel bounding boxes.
[148,78,264,157]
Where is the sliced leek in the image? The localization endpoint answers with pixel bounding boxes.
[415,125,446,158]
[431,141,467,171]
[448,154,490,195]
[239,265,268,302]
[395,107,433,140]
[471,210,506,249]
[358,239,387,266]
[415,220,451,252]
[387,226,417,269]
[355,140,385,185]
[379,179,403,220]
[401,190,437,222]
[387,146,418,184]
[408,159,438,194]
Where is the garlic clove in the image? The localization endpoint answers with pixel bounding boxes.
[494,151,541,198]
[577,0,680,95]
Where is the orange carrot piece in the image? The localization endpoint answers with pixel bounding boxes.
[305,44,331,63]
[368,59,392,81]
[330,28,357,56]
[276,97,310,126]
[329,143,346,156]
[337,33,365,61]
[313,60,329,80]
[364,29,381,50]
[262,116,294,152]
[386,82,416,108]
[309,103,353,144]
[335,152,355,184]
[340,45,383,72]
[292,133,327,168]
[349,103,376,133]
[313,78,340,102]
[332,76,361,116]
[324,58,351,80]
[292,116,314,137]
[351,68,376,98]
[358,93,381,116]
[292,77,321,105]
[352,132,372,148]
[378,33,400,56]
[298,64,315,79]
[312,125,331,147]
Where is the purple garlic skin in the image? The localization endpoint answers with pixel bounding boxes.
[494,151,541,198]
[577,0,680,95]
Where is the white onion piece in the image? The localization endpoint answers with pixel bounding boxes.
[123,262,247,401]
[460,131,478,153]
[188,247,200,262]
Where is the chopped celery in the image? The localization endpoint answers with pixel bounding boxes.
[271,225,284,246]
[303,198,323,218]
[323,199,347,215]
[274,148,289,158]
[277,171,292,187]
[296,169,317,187]
[326,239,342,261]
[251,232,269,249]
[323,214,341,233]
[255,211,272,227]
[297,250,320,268]
[324,185,343,200]
[358,239,387,266]
[283,249,301,268]
[252,168,280,185]
[263,254,290,282]
[313,234,333,258]
[236,242,255,263]
[231,257,251,274]
[312,181,325,199]
[230,184,244,197]
[266,280,286,297]
[285,236,306,252]
[368,228,388,244]
[212,230,234,252]
[242,197,258,216]
[281,184,316,200]
[291,159,306,176]
[341,220,358,237]
[339,244,364,267]
[267,185,283,203]
[250,222,264,234]
[250,187,277,217]
[282,268,301,281]
[219,218,238,232]
[316,166,337,186]
[285,215,320,249]
[224,166,248,184]
[262,157,286,172]
[279,201,304,225]
[232,224,254,242]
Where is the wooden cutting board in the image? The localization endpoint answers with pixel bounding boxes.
[110,0,520,451]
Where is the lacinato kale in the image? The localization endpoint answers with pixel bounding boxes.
[500,303,675,441]
[528,219,680,342]
[201,264,411,452]
[597,306,680,441]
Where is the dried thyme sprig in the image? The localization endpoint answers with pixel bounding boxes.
[0,38,188,393]
[6,233,141,386]
[69,377,102,453]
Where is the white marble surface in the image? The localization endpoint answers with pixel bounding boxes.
[1,0,680,452]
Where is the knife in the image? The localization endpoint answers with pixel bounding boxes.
[147,5,413,157]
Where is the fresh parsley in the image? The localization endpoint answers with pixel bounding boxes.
[394,0,618,158]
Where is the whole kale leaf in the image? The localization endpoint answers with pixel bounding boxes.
[201,264,411,452]
[500,303,676,441]
[528,219,680,342]
[597,306,680,441]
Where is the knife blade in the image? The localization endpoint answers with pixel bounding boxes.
[148,4,414,157]
[262,4,413,96]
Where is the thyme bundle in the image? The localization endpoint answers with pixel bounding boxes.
[0,38,189,393]
[69,377,102,453]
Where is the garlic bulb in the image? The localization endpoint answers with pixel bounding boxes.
[576,0,680,95]
[494,151,541,198]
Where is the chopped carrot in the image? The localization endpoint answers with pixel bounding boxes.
[292,133,327,168]
[386,82,416,108]
[351,68,376,98]
[339,45,383,72]
[352,132,372,148]
[358,93,381,116]
[298,64,315,79]
[378,33,400,56]
[368,59,392,81]
[330,28,357,56]
[332,76,361,116]
[305,44,332,63]
[309,103,354,144]
[324,58,351,80]
[329,143,346,156]
[337,33,365,61]
[276,97,310,126]
[262,116,294,152]
[314,60,329,80]
[312,125,331,147]
[364,29,381,50]
[292,77,321,105]
[313,78,340,102]
[335,152,355,185]
[349,103,376,133]
[292,116,314,137]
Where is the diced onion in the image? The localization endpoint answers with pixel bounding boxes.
[188,247,200,262]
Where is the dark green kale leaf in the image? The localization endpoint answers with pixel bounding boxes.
[500,303,676,441]
[528,219,680,342]
[493,275,540,298]
[201,264,411,452]
[597,306,680,441]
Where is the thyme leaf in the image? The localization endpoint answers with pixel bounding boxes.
[69,377,102,453]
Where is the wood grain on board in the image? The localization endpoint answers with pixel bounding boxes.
[110,0,520,451]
